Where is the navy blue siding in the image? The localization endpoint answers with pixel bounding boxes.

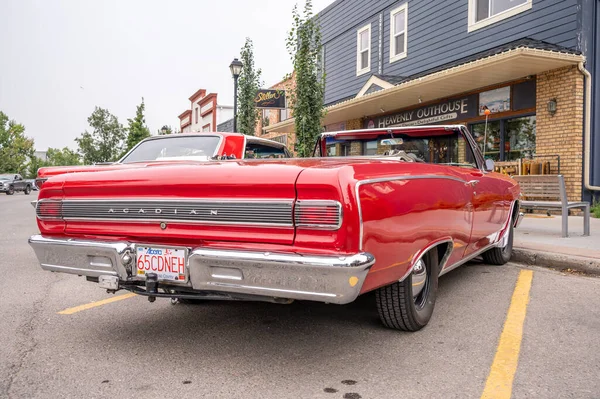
[319,0,580,105]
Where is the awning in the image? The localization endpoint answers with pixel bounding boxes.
[266,46,585,133]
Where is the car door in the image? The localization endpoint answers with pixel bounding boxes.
[14,175,24,190]
[455,153,511,256]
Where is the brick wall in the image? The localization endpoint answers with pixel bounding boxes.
[256,73,296,136]
[536,65,584,201]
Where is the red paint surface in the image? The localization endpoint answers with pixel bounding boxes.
[36,127,520,297]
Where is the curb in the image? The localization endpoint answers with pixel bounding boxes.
[512,247,600,276]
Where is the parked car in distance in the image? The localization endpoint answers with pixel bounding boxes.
[0,174,32,195]
[34,133,292,189]
[29,125,522,331]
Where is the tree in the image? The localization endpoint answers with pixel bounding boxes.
[0,111,35,175]
[47,147,81,166]
[286,0,325,157]
[75,107,126,164]
[125,98,151,151]
[27,156,50,179]
[237,37,262,136]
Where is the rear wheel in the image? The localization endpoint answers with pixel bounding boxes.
[375,249,439,331]
[24,185,31,195]
[482,221,514,265]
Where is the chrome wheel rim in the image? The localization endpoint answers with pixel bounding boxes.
[412,259,429,309]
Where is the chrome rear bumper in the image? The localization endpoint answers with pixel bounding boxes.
[28,235,375,304]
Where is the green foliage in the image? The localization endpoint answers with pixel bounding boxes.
[75,107,126,164]
[286,0,325,157]
[47,147,81,166]
[0,111,35,175]
[237,38,262,135]
[27,147,82,178]
[592,201,600,218]
[158,125,173,135]
[27,156,50,179]
[125,98,151,151]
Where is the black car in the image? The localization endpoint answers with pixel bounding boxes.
[0,174,33,195]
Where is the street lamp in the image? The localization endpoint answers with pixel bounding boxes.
[229,58,243,133]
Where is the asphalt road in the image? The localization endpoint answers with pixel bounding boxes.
[1,193,599,399]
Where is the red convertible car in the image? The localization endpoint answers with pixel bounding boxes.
[34,132,291,188]
[29,125,522,331]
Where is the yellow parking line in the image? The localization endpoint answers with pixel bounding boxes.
[58,292,137,315]
[481,269,534,399]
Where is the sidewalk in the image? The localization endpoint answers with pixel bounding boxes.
[512,214,600,275]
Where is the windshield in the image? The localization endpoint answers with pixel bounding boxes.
[120,135,221,163]
[0,175,12,180]
[245,142,290,159]
[323,130,478,168]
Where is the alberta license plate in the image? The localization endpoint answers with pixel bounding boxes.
[135,246,187,282]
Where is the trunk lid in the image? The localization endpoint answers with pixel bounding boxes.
[59,161,304,246]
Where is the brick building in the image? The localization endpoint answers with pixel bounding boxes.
[178,89,233,133]
[254,74,296,153]
[265,0,600,202]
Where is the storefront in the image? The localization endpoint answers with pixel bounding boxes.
[266,46,587,201]
[361,79,537,165]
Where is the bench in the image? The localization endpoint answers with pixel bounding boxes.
[512,175,590,238]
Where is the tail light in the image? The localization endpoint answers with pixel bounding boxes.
[36,199,63,220]
[35,178,47,189]
[294,200,342,230]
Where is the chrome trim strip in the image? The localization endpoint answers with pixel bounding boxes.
[396,239,454,283]
[514,212,524,229]
[493,200,518,248]
[57,198,295,228]
[320,125,464,138]
[354,175,467,251]
[118,134,225,163]
[62,217,295,228]
[439,242,495,277]
[60,198,295,203]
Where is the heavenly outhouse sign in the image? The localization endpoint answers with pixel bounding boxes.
[364,94,479,129]
[255,89,286,109]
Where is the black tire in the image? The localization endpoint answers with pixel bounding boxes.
[24,185,31,195]
[6,186,14,195]
[482,221,514,265]
[375,249,439,332]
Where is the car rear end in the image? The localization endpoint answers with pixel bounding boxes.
[29,161,374,305]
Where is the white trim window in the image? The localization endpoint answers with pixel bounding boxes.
[389,3,408,63]
[356,24,371,76]
[468,0,532,32]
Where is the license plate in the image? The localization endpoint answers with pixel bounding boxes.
[135,246,187,282]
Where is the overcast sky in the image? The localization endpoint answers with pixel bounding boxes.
[0,0,336,151]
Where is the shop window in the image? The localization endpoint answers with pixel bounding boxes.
[389,4,408,63]
[468,0,532,32]
[470,116,536,162]
[356,24,371,76]
[341,143,351,156]
[505,116,536,160]
[327,144,336,156]
[364,140,378,155]
[472,121,501,161]
[279,96,290,122]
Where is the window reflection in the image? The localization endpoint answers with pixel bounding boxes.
[506,116,536,160]
[471,121,501,161]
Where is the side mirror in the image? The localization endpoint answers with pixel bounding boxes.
[484,159,495,172]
